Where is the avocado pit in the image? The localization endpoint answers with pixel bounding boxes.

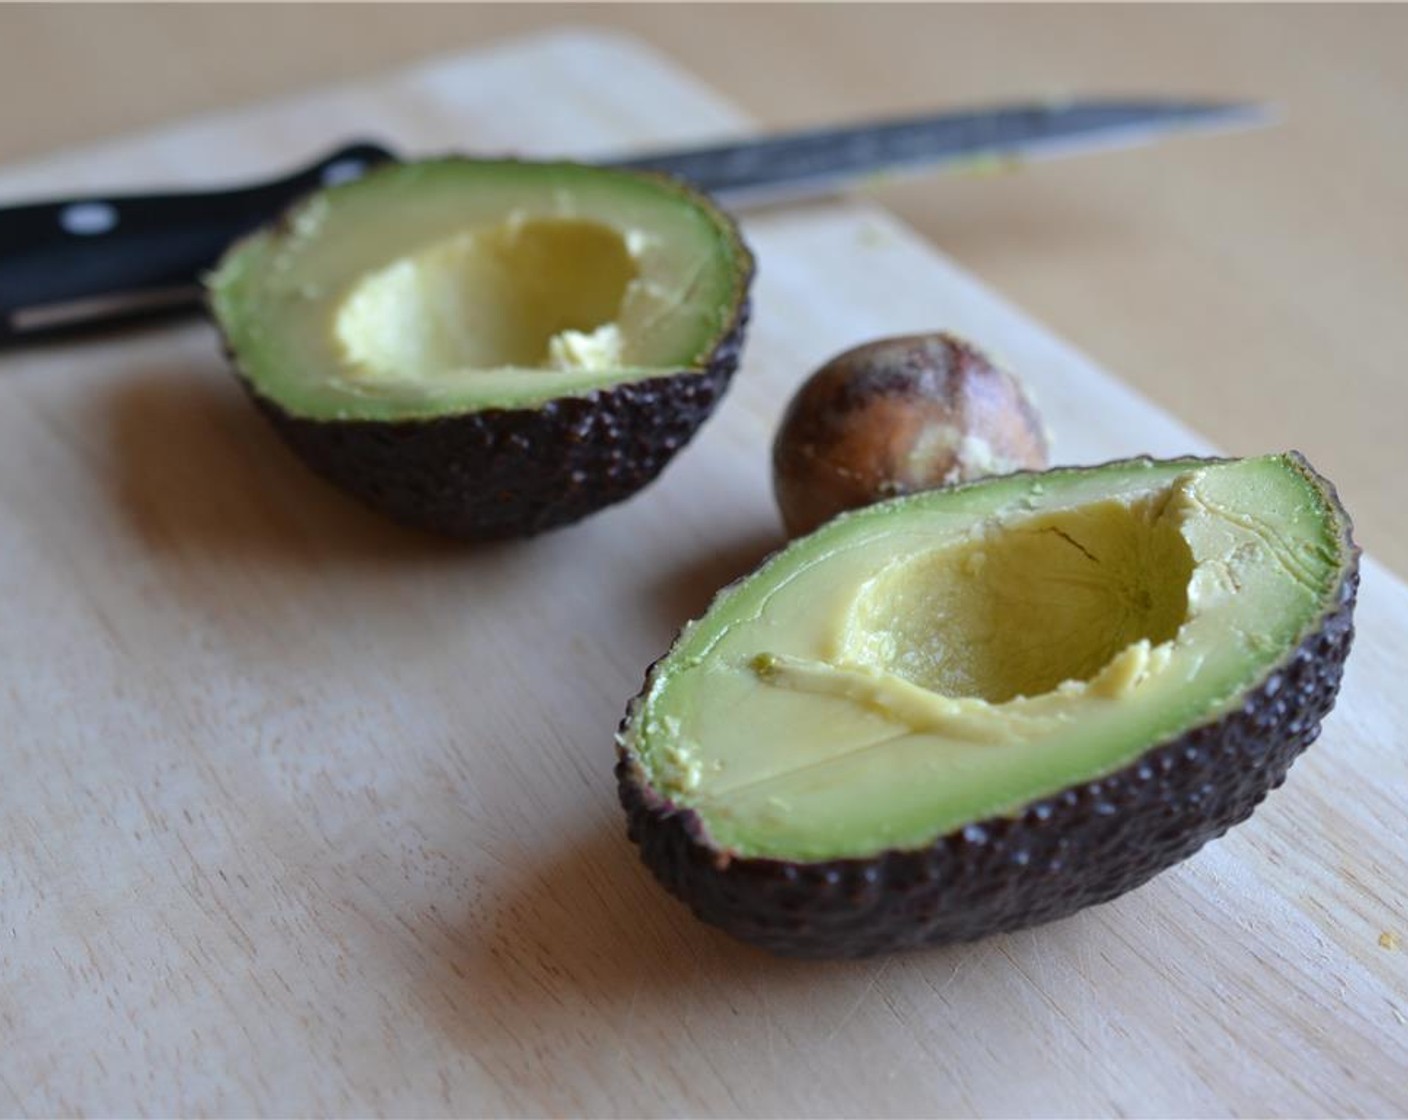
[773,333,1049,537]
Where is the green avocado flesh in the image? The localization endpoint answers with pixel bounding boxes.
[622,454,1352,862]
[207,160,749,421]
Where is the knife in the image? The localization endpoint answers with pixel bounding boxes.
[0,98,1269,345]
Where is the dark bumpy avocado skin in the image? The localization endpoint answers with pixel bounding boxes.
[239,302,748,540]
[615,462,1359,958]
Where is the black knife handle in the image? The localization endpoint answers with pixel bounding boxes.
[0,140,397,338]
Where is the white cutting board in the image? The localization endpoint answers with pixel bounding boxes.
[1,29,1404,1117]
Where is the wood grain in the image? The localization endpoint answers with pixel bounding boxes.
[0,29,1405,1118]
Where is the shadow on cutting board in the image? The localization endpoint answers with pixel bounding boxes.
[102,366,472,569]
[95,361,583,659]
[410,823,807,1066]
[646,525,784,638]
[410,820,983,1090]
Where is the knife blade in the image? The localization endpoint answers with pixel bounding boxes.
[0,98,1270,345]
[600,98,1271,204]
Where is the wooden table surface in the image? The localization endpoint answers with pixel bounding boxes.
[2,4,1406,577]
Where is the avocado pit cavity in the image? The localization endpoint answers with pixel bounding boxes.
[746,492,1193,747]
[836,493,1194,705]
[333,216,640,379]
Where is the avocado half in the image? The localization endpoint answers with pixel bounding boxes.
[616,453,1358,957]
[207,158,754,539]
